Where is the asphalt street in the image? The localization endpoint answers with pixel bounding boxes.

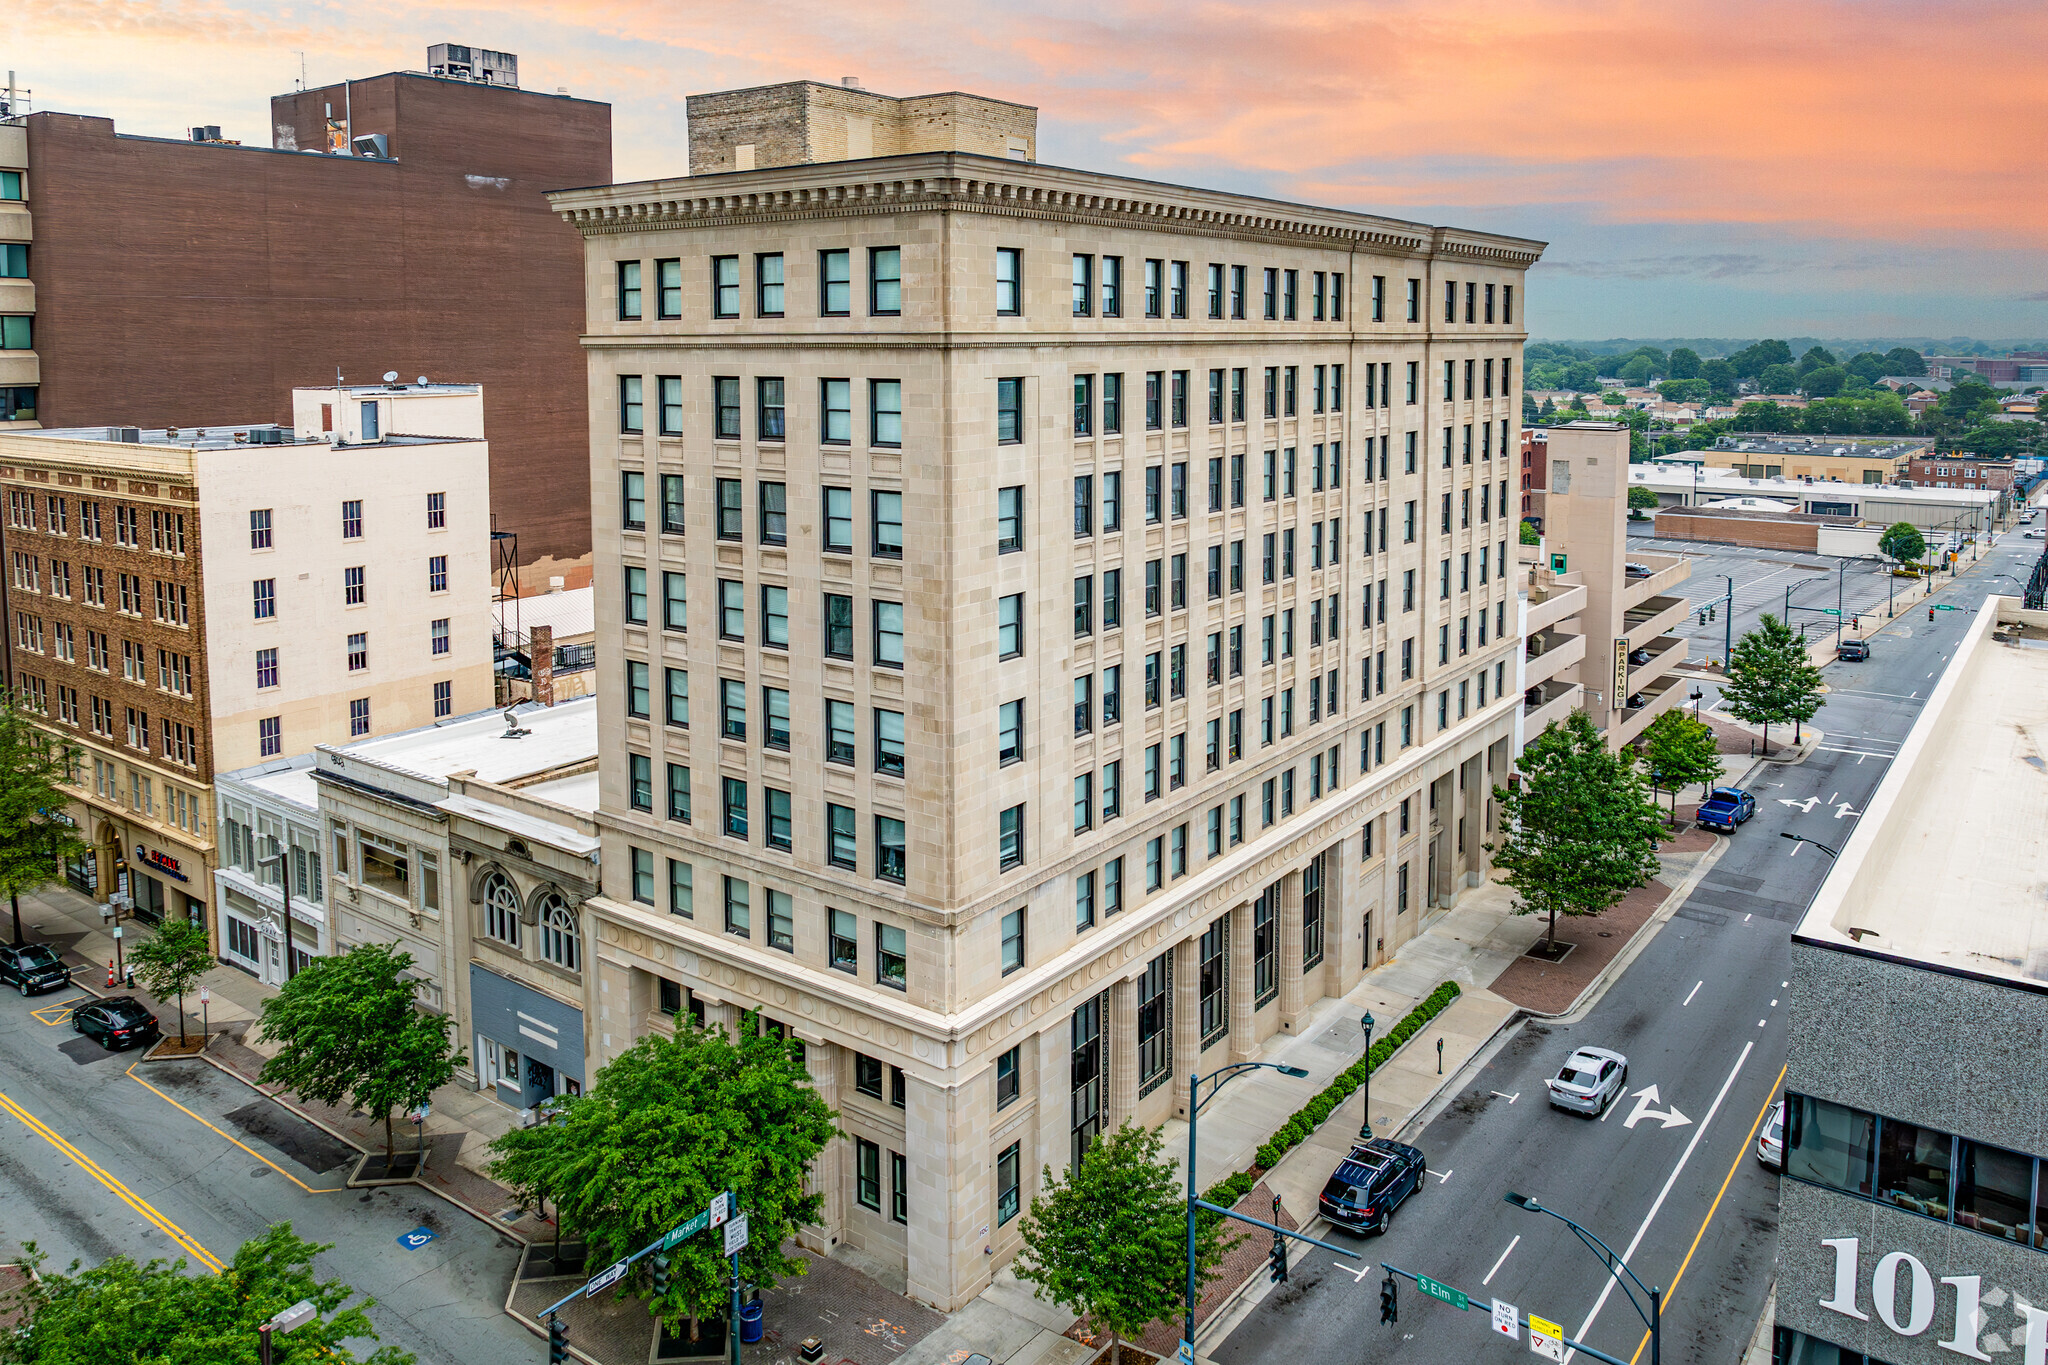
[0,993,533,1363]
[1214,525,2045,1365]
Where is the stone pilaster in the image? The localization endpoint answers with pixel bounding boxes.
[800,1040,844,1254]
[1172,937,1200,1118]
[1109,974,1139,1130]
[1229,904,1256,1062]
[1278,870,1305,1031]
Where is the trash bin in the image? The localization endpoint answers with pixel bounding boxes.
[740,1301,765,1344]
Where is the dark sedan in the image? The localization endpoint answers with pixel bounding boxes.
[0,943,70,996]
[73,996,159,1050]
[1317,1138,1427,1234]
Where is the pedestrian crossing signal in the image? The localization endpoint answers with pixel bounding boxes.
[549,1316,570,1363]
[1380,1273,1398,1325]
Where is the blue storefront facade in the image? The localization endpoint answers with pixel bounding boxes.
[468,963,584,1113]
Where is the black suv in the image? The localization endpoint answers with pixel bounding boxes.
[73,996,160,1050]
[0,943,71,996]
[1317,1138,1427,1234]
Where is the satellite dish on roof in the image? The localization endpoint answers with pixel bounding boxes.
[417,376,429,386]
[383,370,399,383]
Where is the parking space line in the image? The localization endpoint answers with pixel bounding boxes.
[0,1089,225,1272]
[30,994,92,1026]
[1624,1064,1789,1365]
[124,1063,346,1194]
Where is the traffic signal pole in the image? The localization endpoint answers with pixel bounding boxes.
[1377,1263,1632,1365]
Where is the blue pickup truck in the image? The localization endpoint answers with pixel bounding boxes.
[1697,787,1756,833]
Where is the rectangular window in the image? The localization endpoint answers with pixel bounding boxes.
[756,253,785,317]
[869,247,902,315]
[660,475,685,534]
[663,571,688,631]
[870,380,903,448]
[827,700,856,766]
[999,806,1026,872]
[1171,261,1189,318]
[874,709,906,777]
[349,697,370,736]
[427,555,447,593]
[820,249,851,316]
[875,818,907,885]
[765,788,793,852]
[666,667,690,728]
[718,579,743,638]
[714,377,739,439]
[827,804,858,869]
[626,661,650,718]
[996,248,1022,316]
[1102,374,1122,434]
[253,578,276,619]
[763,685,791,749]
[821,379,852,444]
[997,1047,1021,1109]
[618,260,643,319]
[757,377,785,441]
[657,258,682,319]
[629,753,654,812]
[1199,917,1229,1046]
[1072,254,1093,317]
[998,699,1024,765]
[722,778,749,841]
[1145,258,1163,317]
[346,632,368,671]
[997,378,1024,444]
[255,647,278,689]
[669,859,693,916]
[720,677,746,740]
[873,600,904,667]
[1101,256,1122,317]
[711,255,740,318]
[871,490,904,558]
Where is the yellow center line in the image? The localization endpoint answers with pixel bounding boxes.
[124,1063,346,1195]
[1626,1063,1789,1365]
[0,1090,224,1273]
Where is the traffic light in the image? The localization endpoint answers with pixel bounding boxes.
[652,1251,671,1295]
[1379,1273,1398,1325]
[548,1316,570,1364]
[1267,1234,1289,1284]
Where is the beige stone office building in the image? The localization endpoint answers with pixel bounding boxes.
[554,82,1542,1310]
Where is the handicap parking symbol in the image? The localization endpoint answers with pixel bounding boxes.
[397,1226,437,1250]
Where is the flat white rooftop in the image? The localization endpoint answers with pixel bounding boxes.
[320,696,598,788]
[1630,464,1997,507]
[1798,598,2048,985]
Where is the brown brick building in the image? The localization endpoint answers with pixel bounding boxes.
[9,61,609,576]
[1906,456,2016,495]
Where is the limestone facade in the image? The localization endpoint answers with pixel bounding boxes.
[551,151,1541,1309]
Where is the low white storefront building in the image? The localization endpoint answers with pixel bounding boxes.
[214,753,327,984]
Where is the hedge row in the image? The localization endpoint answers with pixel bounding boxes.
[1196,980,1462,1222]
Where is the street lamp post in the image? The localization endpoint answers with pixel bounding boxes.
[1184,1060,1310,1350]
[259,837,298,982]
[1357,1012,1377,1139]
[1504,1193,1661,1365]
[258,1299,318,1365]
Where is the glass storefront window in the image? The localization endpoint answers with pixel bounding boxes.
[1956,1138,2033,1244]
[1876,1117,1953,1220]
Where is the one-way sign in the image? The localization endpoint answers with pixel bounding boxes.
[584,1257,628,1297]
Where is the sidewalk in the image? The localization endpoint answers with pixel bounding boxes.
[12,880,543,1228]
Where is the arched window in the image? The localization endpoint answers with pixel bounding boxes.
[538,893,579,972]
[482,871,520,947]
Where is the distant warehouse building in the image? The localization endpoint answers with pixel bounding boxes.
[1776,597,2048,1364]
[1628,466,1996,544]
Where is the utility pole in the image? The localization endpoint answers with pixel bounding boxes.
[261,837,298,981]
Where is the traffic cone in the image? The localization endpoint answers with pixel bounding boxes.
[106,960,117,987]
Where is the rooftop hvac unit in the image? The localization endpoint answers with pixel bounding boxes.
[427,44,519,88]
[189,125,223,142]
[114,426,141,443]
[246,425,287,445]
[351,133,389,159]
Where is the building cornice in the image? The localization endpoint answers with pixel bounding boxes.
[549,154,1546,266]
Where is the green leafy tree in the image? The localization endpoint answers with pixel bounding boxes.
[1701,358,1738,400]
[0,702,89,948]
[1802,365,1847,398]
[1759,362,1799,394]
[1486,711,1664,954]
[1878,520,1927,566]
[1013,1122,1230,1364]
[1561,360,1600,391]
[1667,347,1703,380]
[1884,346,1926,376]
[1721,613,1826,753]
[0,1222,412,1365]
[1638,710,1723,825]
[1846,351,1890,383]
[1730,339,1792,379]
[257,943,465,1159]
[1796,345,1838,376]
[1519,518,1541,545]
[129,920,212,1045]
[1627,486,1659,518]
[1522,391,1539,423]
[1538,396,1557,420]
[1618,354,1656,386]
[488,1024,835,1342]
[1958,423,2024,457]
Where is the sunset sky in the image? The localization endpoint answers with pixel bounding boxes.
[15,0,2046,341]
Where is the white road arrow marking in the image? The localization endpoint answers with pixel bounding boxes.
[1779,796,1820,812]
[1623,1085,1694,1131]
[1834,803,1860,819]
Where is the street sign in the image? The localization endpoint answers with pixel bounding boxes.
[584,1257,628,1298]
[1818,608,1841,616]
[1491,1299,1519,1340]
[662,1211,710,1249]
[1933,604,1960,611]
[199,987,210,1005]
[1176,1341,1195,1365]
[1417,1275,1470,1311]
[396,1226,436,1250]
[724,1213,750,1256]
[1528,1314,1565,1361]
[710,1192,730,1227]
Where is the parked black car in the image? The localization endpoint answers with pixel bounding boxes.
[1317,1138,1427,1234]
[72,996,160,1050]
[0,943,70,996]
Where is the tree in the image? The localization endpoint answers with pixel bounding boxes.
[1701,358,1738,400]
[1846,351,1890,383]
[1668,347,1703,380]
[1759,363,1798,394]
[1721,614,1825,754]
[1520,518,1541,545]
[1618,355,1655,386]
[1884,346,1927,376]
[1012,1122,1230,1364]
[1796,345,1838,376]
[1538,396,1557,420]
[1638,710,1723,825]
[257,943,465,1159]
[1486,711,1664,954]
[487,1023,835,1343]
[0,1222,412,1365]
[1802,365,1847,398]
[1627,486,1659,519]
[1878,521,1926,567]
[1561,359,1600,391]
[129,920,211,1046]
[1522,391,1539,423]
[1730,339,1792,379]
[1657,378,1708,404]
[0,702,89,948]
[1959,423,2025,457]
